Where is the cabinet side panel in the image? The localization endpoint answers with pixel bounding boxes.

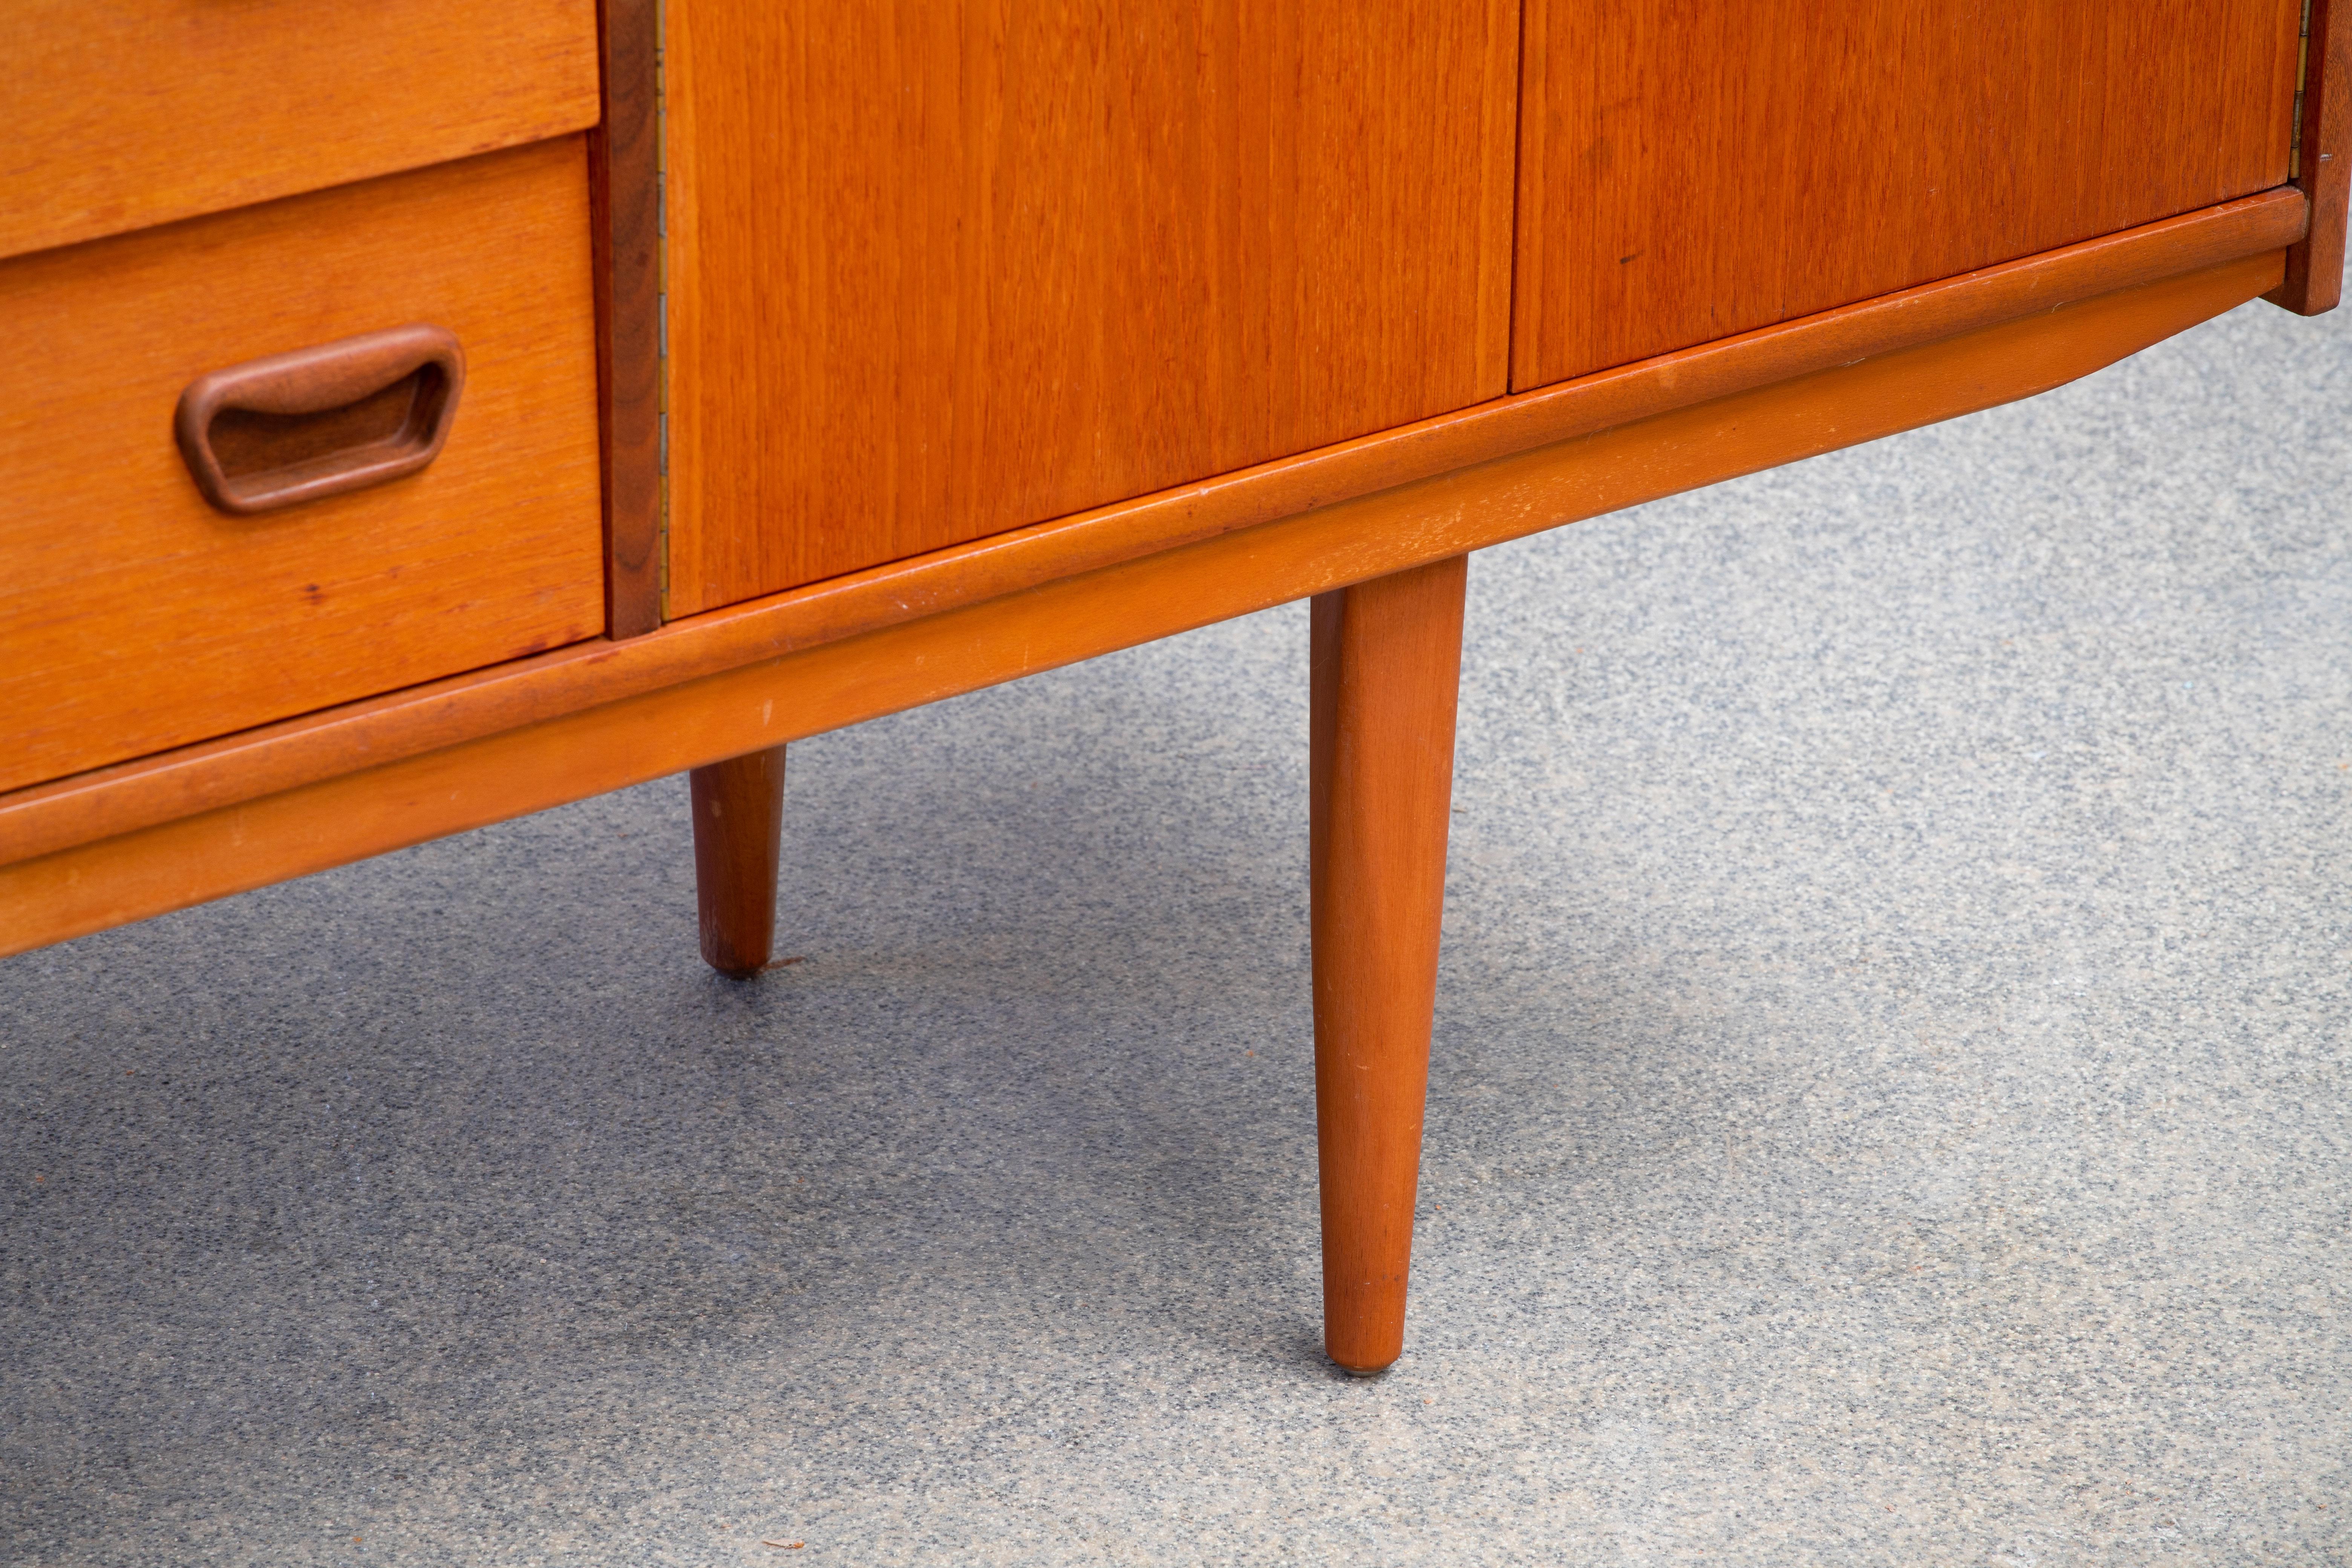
[666,0,1521,613]
[1513,0,2303,390]
[590,0,664,636]
[2268,0,2352,312]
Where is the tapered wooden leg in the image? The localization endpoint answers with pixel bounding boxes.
[1309,554,1468,1374]
[689,744,787,978]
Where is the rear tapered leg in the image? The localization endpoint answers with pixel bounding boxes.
[1309,554,1468,1374]
[689,744,787,978]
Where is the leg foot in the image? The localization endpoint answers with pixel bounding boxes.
[1309,555,1467,1374]
[689,744,787,978]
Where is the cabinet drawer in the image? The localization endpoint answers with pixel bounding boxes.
[0,0,600,262]
[0,136,605,796]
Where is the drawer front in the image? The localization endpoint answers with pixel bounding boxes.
[0,136,605,796]
[0,0,600,262]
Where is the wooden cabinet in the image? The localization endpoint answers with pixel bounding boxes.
[1512,0,2305,388]
[3,0,2346,1374]
[664,0,1522,611]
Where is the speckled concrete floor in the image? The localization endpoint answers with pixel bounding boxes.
[5,297,2349,1566]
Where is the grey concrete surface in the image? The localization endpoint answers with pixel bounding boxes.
[5,297,2349,1566]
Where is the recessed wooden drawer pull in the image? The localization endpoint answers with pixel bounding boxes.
[174,323,465,515]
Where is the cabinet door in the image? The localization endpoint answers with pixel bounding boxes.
[1513,0,2303,391]
[666,0,1519,614]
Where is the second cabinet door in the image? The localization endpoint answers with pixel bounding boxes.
[665,0,1520,613]
[1512,0,2303,391]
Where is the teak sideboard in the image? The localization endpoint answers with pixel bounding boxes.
[5,0,2345,1372]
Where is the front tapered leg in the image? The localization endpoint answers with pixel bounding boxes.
[689,744,787,978]
[1309,554,1468,1374]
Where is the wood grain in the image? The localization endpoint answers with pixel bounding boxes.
[0,191,2301,872]
[589,0,665,635]
[2270,0,2352,312]
[1309,557,1467,1374]
[0,0,600,262]
[665,0,1520,612]
[690,746,787,977]
[0,250,2285,957]
[1513,0,2304,389]
[0,138,605,797]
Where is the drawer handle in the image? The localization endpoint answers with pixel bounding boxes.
[174,323,465,515]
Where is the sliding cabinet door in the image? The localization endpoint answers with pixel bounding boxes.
[1514,0,2304,390]
[667,0,1520,613]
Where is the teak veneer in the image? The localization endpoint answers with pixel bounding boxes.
[5,0,2342,1374]
[1,0,600,262]
[1513,0,2302,384]
[664,0,1522,606]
